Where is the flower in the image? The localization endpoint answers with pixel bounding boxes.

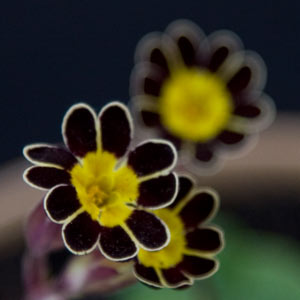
[133,175,224,288]
[23,102,179,261]
[131,19,275,172]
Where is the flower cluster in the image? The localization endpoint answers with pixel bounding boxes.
[131,19,274,171]
[23,19,275,295]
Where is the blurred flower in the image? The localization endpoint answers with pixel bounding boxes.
[23,102,179,261]
[133,175,224,288]
[131,19,275,172]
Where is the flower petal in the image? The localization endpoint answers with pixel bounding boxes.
[217,130,245,145]
[134,263,162,288]
[168,175,194,209]
[149,47,170,75]
[166,19,205,67]
[140,110,161,128]
[195,143,215,163]
[179,255,218,279]
[207,30,242,72]
[185,227,224,253]
[128,140,177,178]
[62,103,98,158]
[161,267,192,288]
[99,102,132,158]
[62,212,100,255]
[24,144,78,170]
[134,32,172,75]
[44,185,81,223]
[126,210,170,251]
[234,103,262,118]
[137,173,178,209]
[227,65,252,94]
[208,46,230,72]
[179,189,219,229]
[99,226,138,261]
[24,166,71,190]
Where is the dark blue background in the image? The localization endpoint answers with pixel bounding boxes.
[1,0,299,163]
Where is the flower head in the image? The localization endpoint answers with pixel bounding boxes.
[24,102,179,261]
[133,175,224,288]
[131,20,275,172]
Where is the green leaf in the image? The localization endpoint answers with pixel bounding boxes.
[213,215,300,300]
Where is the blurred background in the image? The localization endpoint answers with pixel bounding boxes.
[1,0,300,299]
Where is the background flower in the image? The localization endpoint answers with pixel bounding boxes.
[130,19,275,173]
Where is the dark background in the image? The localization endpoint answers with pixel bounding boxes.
[1,0,300,163]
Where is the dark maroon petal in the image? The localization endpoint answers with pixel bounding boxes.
[218,130,245,145]
[162,267,192,287]
[128,141,176,177]
[208,46,230,72]
[140,110,161,128]
[227,66,252,94]
[99,226,138,261]
[149,48,170,75]
[62,212,100,254]
[233,103,261,118]
[126,210,169,250]
[185,228,223,252]
[45,185,81,223]
[99,102,132,158]
[24,144,77,170]
[137,173,177,208]
[168,176,194,209]
[195,143,215,162]
[62,104,98,158]
[179,191,218,229]
[24,166,71,190]
[134,263,162,287]
[179,255,217,278]
[144,77,162,97]
[167,20,204,67]
[177,36,197,66]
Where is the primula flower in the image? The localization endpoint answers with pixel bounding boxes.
[23,102,179,261]
[133,175,224,288]
[131,19,274,171]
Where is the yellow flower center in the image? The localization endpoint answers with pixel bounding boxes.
[137,209,186,269]
[158,68,233,142]
[70,150,139,227]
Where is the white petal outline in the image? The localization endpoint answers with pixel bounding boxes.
[23,143,78,168]
[133,264,164,288]
[98,101,134,159]
[125,210,171,252]
[128,138,178,182]
[61,213,100,256]
[98,228,139,262]
[23,165,69,191]
[44,184,81,224]
[158,268,193,289]
[181,257,220,280]
[61,102,100,157]
[185,225,225,255]
[137,172,179,210]
[174,186,220,226]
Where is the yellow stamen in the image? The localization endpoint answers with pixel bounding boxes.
[70,150,139,227]
[158,68,233,142]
